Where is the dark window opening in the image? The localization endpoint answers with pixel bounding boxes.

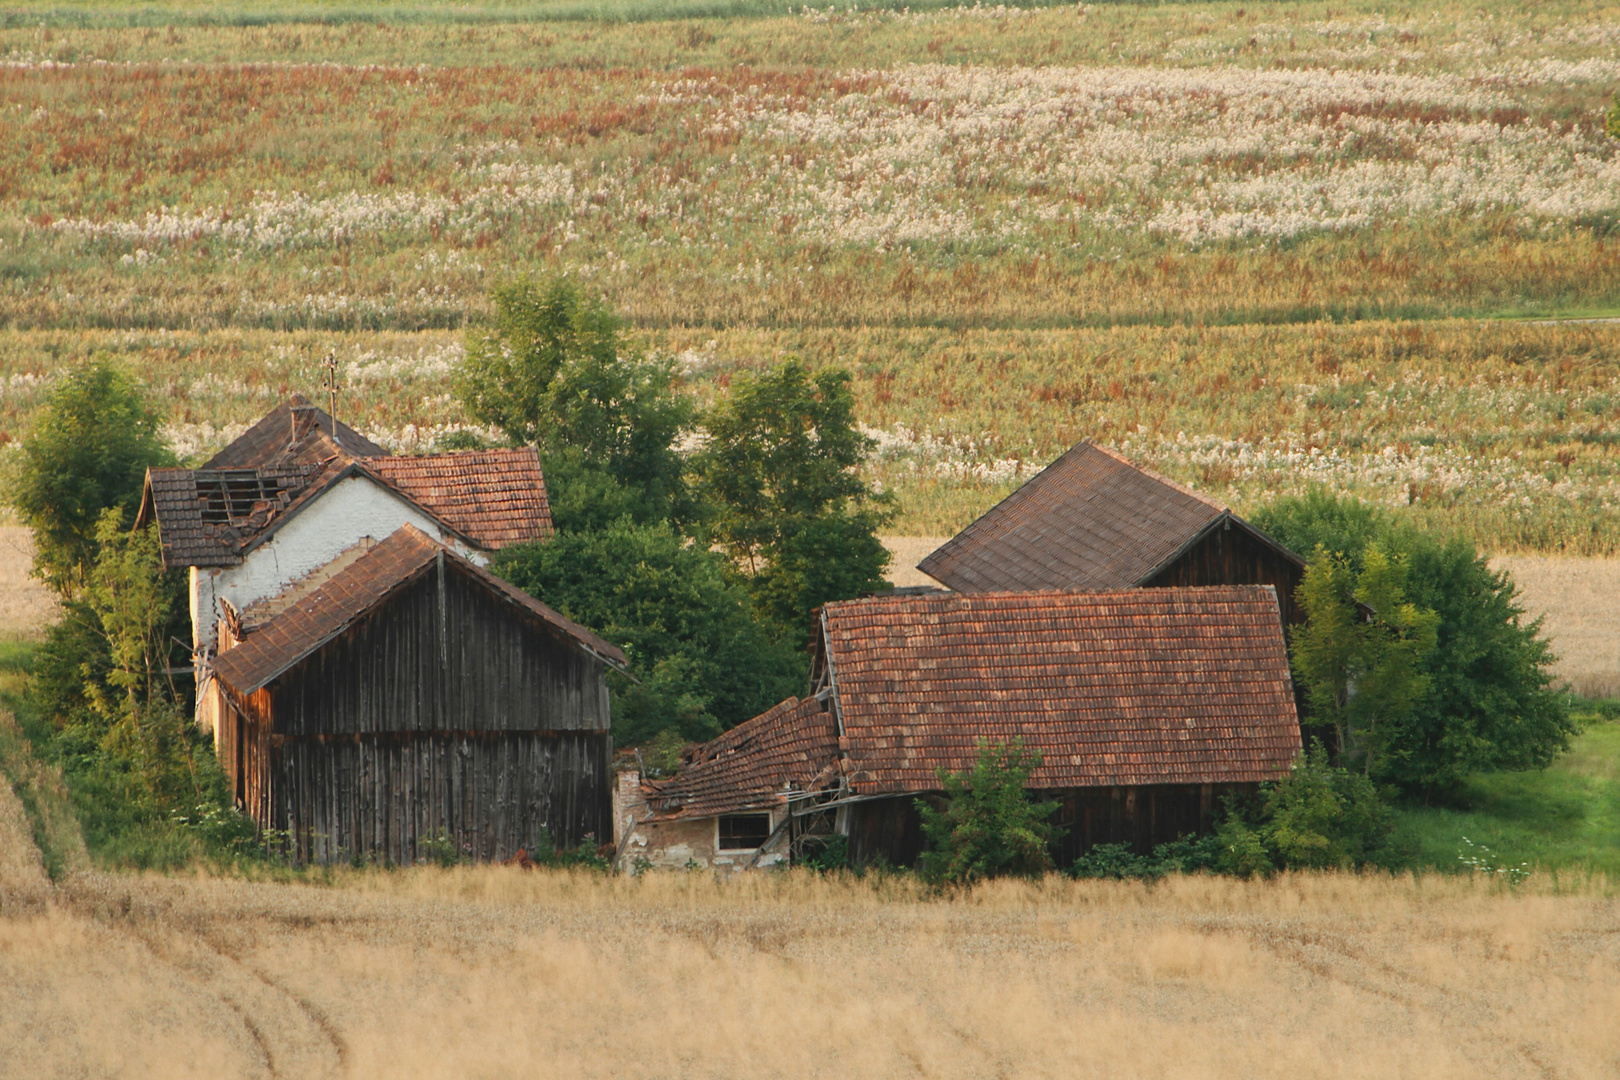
[717,814,771,851]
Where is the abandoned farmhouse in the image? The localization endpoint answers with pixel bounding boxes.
[140,401,1306,870]
[138,395,621,863]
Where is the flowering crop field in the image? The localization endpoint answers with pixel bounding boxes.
[0,0,1618,549]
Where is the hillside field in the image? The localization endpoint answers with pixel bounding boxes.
[0,0,1616,547]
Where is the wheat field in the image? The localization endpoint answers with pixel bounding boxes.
[1,765,1617,1080]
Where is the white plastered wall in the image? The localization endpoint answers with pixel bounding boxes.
[189,472,488,657]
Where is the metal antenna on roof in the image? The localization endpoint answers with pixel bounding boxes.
[321,350,342,446]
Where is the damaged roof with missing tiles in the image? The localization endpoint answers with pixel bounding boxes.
[139,449,554,569]
[201,394,388,469]
[140,463,328,569]
[364,448,554,550]
[211,524,626,695]
[642,696,842,819]
[821,586,1300,794]
[918,441,1241,593]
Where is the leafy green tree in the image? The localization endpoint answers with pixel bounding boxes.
[495,520,804,746]
[7,361,174,596]
[1255,490,1573,793]
[1608,95,1620,140]
[455,278,692,527]
[695,360,893,640]
[916,739,1063,884]
[1291,543,1439,776]
[26,511,233,867]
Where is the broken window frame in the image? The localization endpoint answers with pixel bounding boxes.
[716,813,772,852]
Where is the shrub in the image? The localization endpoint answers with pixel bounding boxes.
[1069,836,1222,880]
[1215,742,1395,875]
[916,739,1063,885]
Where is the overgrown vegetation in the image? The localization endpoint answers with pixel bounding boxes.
[467,279,891,746]
[1257,491,1576,795]
[3,362,253,869]
[917,740,1062,885]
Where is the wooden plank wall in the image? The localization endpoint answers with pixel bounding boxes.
[225,559,615,864]
[271,563,611,738]
[846,783,1258,869]
[1145,523,1304,627]
[271,731,611,865]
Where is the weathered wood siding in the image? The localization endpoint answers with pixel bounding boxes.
[271,560,610,737]
[224,559,614,864]
[271,731,610,865]
[1143,522,1303,626]
[845,783,1258,868]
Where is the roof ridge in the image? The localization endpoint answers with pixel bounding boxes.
[1084,441,1228,512]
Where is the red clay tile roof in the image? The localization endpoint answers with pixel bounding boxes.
[362,449,553,549]
[919,441,1299,594]
[202,394,387,469]
[211,525,625,694]
[643,697,842,818]
[138,463,326,568]
[821,586,1300,793]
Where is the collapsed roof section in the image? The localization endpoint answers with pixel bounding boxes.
[641,696,842,819]
[138,448,554,570]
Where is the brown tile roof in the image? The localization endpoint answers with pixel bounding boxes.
[138,463,326,569]
[139,449,554,570]
[363,449,553,549]
[821,586,1300,793]
[643,697,842,819]
[211,525,626,695]
[201,394,387,469]
[919,441,1299,594]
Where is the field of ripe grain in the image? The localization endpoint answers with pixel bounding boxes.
[1,798,1617,1080]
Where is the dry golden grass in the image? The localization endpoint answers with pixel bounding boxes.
[1494,555,1620,700]
[0,526,56,641]
[881,536,949,588]
[3,747,1619,1080]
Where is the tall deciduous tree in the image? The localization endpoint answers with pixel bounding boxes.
[8,361,174,596]
[455,278,692,528]
[1292,543,1439,776]
[1257,490,1574,793]
[495,521,803,747]
[695,360,893,640]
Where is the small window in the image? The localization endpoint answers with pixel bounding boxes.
[717,814,771,851]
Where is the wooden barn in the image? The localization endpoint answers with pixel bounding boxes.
[208,525,627,865]
[917,440,1307,625]
[624,586,1302,871]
